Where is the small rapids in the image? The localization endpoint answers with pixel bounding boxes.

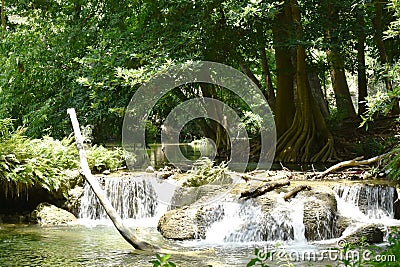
[77,175,399,245]
[202,195,306,243]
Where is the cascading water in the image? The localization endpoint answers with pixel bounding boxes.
[203,195,307,243]
[333,184,395,220]
[78,175,163,224]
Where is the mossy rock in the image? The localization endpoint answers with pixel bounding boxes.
[30,202,76,226]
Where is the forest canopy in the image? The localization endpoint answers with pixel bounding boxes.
[1,0,400,163]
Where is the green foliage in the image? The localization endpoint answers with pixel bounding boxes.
[183,157,228,187]
[241,111,263,137]
[149,254,176,267]
[0,122,78,194]
[353,138,386,159]
[386,148,400,180]
[368,227,400,266]
[360,90,399,130]
[86,145,125,173]
[0,119,127,195]
[246,248,271,267]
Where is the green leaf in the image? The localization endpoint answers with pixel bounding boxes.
[247,258,260,267]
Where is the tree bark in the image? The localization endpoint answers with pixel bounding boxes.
[273,2,295,136]
[260,48,276,112]
[324,3,357,120]
[315,152,392,179]
[283,185,311,201]
[240,180,290,199]
[275,0,337,163]
[326,49,357,119]
[357,11,368,116]
[67,108,157,251]
[308,71,330,119]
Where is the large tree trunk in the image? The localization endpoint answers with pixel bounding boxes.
[199,83,230,159]
[325,3,357,120]
[67,108,157,251]
[308,71,330,119]
[273,3,295,136]
[275,0,336,163]
[326,49,357,119]
[260,48,276,112]
[356,11,368,115]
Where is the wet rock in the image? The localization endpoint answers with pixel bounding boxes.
[170,185,226,209]
[336,216,352,237]
[145,166,155,173]
[195,205,225,239]
[31,203,76,226]
[64,186,84,217]
[156,171,174,179]
[343,224,384,245]
[157,207,198,240]
[394,188,400,220]
[302,189,338,241]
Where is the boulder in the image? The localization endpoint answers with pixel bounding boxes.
[343,224,384,245]
[336,216,352,237]
[169,185,226,209]
[302,189,338,241]
[31,203,76,226]
[157,207,198,240]
[394,188,400,220]
[64,186,84,217]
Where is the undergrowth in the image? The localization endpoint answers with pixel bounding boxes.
[0,119,126,196]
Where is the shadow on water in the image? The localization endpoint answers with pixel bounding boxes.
[147,143,332,171]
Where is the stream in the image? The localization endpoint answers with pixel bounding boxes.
[1,174,399,266]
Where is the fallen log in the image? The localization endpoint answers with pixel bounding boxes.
[283,185,311,201]
[315,152,392,179]
[68,108,157,251]
[240,180,290,199]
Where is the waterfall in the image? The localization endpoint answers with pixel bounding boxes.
[78,176,158,221]
[203,195,306,243]
[334,184,395,220]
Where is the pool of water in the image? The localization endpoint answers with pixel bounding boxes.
[0,223,340,267]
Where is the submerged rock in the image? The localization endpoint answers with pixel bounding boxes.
[31,203,76,226]
[343,224,385,245]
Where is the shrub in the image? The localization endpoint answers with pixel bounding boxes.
[0,119,127,196]
[183,157,228,187]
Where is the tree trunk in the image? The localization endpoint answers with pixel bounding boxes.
[275,0,337,163]
[260,48,276,112]
[326,48,357,119]
[240,180,290,199]
[356,11,368,116]
[283,185,311,201]
[308,71,330,119]
[67,108,157,251]
[324,3,357,120]
[273,2,295,136]
[199,83,230,159]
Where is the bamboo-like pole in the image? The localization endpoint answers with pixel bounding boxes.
[67,108,157,251]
